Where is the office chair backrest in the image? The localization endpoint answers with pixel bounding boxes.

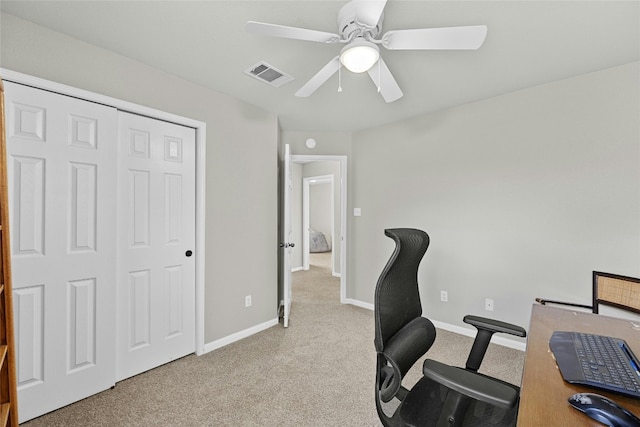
[374,228,429,353]
[593,271,640,314]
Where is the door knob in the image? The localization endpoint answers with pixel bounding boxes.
[185,250,193,257]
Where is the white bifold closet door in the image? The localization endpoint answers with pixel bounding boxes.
[5,81,118,422]
[5,82,197,422]
[116,112,195,381]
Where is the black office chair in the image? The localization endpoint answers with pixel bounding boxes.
[374,228,527,427]
[536,271,640,315]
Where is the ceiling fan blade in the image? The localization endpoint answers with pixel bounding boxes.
[367,57,403,103]
[382,25,488,50]
[354,0,387,28]
[246,21,340,43]
[295,56,341,98]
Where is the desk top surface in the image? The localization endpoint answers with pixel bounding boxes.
[517,304,640,426]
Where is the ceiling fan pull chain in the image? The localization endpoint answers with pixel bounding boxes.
[338,62,343,93]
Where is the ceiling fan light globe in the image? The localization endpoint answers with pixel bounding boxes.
[340,41,380,73]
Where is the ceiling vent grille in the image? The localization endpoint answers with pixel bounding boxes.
[244,61,294,88]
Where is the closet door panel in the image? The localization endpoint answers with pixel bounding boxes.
[11,156,45,256]
[4,82,117,423]
[116,111,195,381]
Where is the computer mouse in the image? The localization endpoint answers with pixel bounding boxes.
[568,393,640,427]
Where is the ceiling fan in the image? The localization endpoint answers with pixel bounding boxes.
[246,0,487,103]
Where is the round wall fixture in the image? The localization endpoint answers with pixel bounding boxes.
[305,138,316,149]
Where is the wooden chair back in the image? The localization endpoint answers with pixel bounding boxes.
[593,271,640,314]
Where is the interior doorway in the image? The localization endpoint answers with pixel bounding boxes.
[303,174,334,273]
[289,155,347,303]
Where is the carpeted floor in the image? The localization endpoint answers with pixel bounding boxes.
[309,252,332,269]
[21,261,524,426]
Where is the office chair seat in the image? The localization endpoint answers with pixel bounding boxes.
[400,375,518,427]
[374,228,526,427]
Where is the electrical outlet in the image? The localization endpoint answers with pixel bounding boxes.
[485,298,494,311]
[440,291,448,302]
[245,295,252,307]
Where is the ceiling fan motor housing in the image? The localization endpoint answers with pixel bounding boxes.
[337,1,383,41]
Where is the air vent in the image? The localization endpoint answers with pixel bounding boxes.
[244,61,294,88]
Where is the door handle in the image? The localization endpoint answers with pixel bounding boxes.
[279,243,295,248]
[185,250,193,257]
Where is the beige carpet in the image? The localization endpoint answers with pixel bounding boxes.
[309,252,332,269]
[21,263,524,426]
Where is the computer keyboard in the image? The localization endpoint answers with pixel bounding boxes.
[549,331,640,399]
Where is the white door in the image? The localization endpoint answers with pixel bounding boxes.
[281,144,293,327]
[116,112,196,380]
[4,82,118,422]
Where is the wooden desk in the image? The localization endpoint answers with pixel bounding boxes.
[517,305,640,426]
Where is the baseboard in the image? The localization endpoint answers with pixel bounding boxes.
[200,303,526,354]
[344,299,526,352]
[344,298,374,311]
[202,318,279,354]
[291,266,304,272]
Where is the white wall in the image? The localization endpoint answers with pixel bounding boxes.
[349,62,640,339]
[284,132,351,157]
[309,181,332,238]
[0,13,279,344]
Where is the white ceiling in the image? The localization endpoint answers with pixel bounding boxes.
[1,0,638,132]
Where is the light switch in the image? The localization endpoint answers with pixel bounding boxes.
[353,208,361,217]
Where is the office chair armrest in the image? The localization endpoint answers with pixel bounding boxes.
[463,315,526,372]
[534,298,592,310]
[423,359,518,409]
[464,315,527,337]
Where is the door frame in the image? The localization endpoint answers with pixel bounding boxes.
[1,68,207,356]
[290,155,347,303]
